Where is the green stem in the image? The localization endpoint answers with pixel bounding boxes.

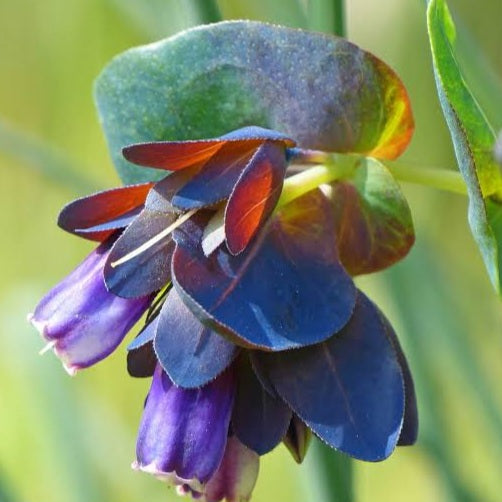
[333,0,345,37]
[185,0,222,24]
[308,0,346,37]
[279,155,356,208]
[387,161,467,195]
[279,155,467,209]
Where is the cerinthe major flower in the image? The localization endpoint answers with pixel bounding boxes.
[29,126,418,502]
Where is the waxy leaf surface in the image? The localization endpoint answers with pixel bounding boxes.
[380,313,418,446]
[172,191,356,351]
[255,292,404,461]
[171,127,292,213]
[155,288,238,388]
[232,355,292,455]
[127,318,158,378]
[427,0,502,293]
[225,141,288,255]
[58,183,152,241]
[171,142,257,210]
[328,158,414,275]
[104,209,176,298]
[95,21,413,184]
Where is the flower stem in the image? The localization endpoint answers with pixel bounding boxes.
[308,0,346,37]
[185,0,222,24]
[280,155,467,208]
[386,161,467,195]
[279,155,356,208]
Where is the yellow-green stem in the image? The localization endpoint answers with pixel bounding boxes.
[387,161,467,195]
[279,155,467,209]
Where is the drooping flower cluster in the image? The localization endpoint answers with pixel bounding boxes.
[30,126,417,502]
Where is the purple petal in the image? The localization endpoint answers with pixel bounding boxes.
[28,237,151,374]
[135,365,235,490]
[204,436,259,502]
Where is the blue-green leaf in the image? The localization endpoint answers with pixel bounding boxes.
[95,21,413,184]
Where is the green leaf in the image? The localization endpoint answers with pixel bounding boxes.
[427,0,502,293]
[327,157,414,275]
[95,21,413,185]
[308,0,346,37]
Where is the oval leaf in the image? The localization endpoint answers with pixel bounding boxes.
[255,291,405,461]
[171,141,257,210]
[379,313,418,446]
[328,157,414,275]
[58,183,152,241]
[95,21,413,184]
[427,0,502,293]
[225,141,287,255]
[154,287,238,388]
[232,355,292,455]
[104,209,176,298]
[171,191,356,351]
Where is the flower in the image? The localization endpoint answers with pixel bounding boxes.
[133,365,235,491]
[30,126,418,502]
[28,235,152,375]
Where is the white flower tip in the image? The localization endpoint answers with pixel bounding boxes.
[27,314,48,337]
[176,485,190,497]
[62,362,79,377]
[133,461,204,492]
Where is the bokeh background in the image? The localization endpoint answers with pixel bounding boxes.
[1,1,501,501]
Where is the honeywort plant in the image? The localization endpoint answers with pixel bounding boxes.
[28,1,502,500]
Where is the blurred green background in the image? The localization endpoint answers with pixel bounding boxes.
[1,1,501,501]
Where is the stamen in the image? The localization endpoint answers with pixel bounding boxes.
[39,340,57,355]
[110,209,197,268]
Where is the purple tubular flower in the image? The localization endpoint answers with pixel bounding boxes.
[28,237,152,375]
[134,365,236,492]
[204,436,259,502]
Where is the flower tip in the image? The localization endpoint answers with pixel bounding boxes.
[133,460,204,492]
[62,362,79,377]
[27,313,48,337]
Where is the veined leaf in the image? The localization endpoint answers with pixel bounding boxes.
[171,191,356,351]
[327,157,414,275]
[95,21,413,184]
[254,292,405,461]
[427,0,502,293]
